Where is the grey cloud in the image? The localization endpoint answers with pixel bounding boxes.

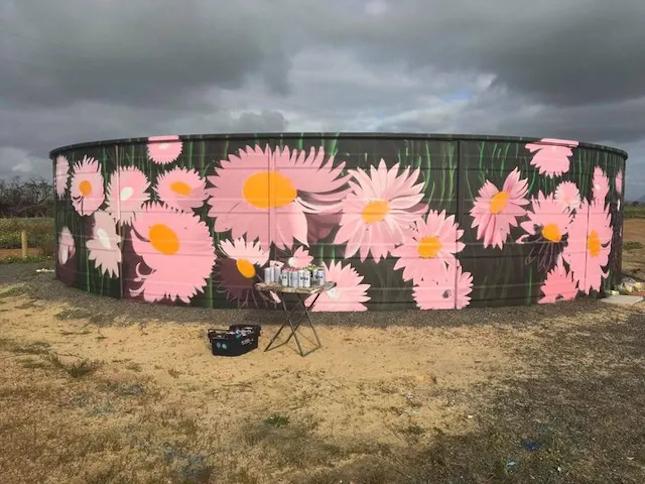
[1,0,644,199]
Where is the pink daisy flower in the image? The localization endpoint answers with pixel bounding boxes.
[538,260,578,304]
[57,226,75,265]
[554,181,581,212]
[525,138,578,177]
[519,191,573,271]
[306,261,370,312]
[207,145,350,250]
[216,237,269,306]
[156,167,207,212]
[334,160,427,261]
[520,191,573,242]
[562,200,612,294]
[391,210,464,284]
[147,135,182,165]
[470,168,529,249]
[592,166,609,207]
[615,169,623,195]
[106,167,151,225]
[54,155,69,198]
[70,156,105,216]
[129,203,215,303]
[86,210,121,277]
[412,261,473,310]
[287,246,313,269]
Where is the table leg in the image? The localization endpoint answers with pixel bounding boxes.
[264,291,323,356]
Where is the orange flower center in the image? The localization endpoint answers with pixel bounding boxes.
[236,259,256,278]
[148,224,179,255]
[243,171,297,209]
[587,230,601,257]
[490,191,509,214]
[417,236,442,258]
[79,180,92,197]
[170,181,192,196]
[541,223,562,243]
[362,199,390,224]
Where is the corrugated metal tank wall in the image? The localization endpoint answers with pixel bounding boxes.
[51,134,627,311]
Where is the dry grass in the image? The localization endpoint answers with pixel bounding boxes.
[0,257,643,483]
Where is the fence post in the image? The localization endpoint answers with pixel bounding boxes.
[21,230,28,259]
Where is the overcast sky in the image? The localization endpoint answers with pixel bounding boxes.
[1,0,644,199]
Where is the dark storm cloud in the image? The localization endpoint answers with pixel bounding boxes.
[1,0,644,198]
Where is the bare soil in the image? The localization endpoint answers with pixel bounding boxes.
[623,217,645,279]
[0,222,643,483]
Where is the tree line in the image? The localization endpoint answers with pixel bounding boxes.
[0,177,53,217]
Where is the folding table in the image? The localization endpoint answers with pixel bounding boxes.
[255,281,336,357]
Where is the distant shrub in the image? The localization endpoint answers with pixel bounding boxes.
[0,217,54,253]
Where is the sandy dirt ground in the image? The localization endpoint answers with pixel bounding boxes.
[0,221,643,482]
[623,217,645,278]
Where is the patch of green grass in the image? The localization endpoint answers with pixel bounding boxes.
[624,205,645,218]
[47,354,100,378]
[0,255,53,264]
[0,285,27,299]
[263,414,290,428]
[624,240,643,251]
[67,360,100,378]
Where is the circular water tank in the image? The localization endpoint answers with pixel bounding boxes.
[50,133,627,310]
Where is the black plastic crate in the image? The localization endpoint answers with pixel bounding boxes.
[207,325,261,357]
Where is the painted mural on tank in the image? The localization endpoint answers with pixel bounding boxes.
[51,134,627,311]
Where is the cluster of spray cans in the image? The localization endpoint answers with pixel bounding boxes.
[263,261,326,289]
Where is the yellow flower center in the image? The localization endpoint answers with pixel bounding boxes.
[587,230,601,257]
[541,223,562,243]
[243,171,297,209]
[236,259,256,278]
[170,181,192,196]
[362,199,390,224]
[417,236,442,258]
[148,224,179,255]
[79,180,92,197]
[490,191,509,214]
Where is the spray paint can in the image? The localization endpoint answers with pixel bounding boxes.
[263,267,273,284]
[280,269,289,287]
[289,269,299,288]
[273,266,281,284]
[316,268,326,286]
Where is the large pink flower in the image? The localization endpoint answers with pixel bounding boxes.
[334,160,427,261]
[216,237,270,306]
[413,261,473,310]
[54,155,69,198]
[592,166,609,207]
[306,261,370,312]
[554,181,581,212]
[70,156,105,216]
[130,203,215,303]
[525,138,578,177]
[156,167,207,212]
[539,260,578,304]
[147,135,182,165]
[86,210,121,277]
[58,226,75,265]
[562,200,612,293]
[106,167,150,225]
[615,170,623,195]
[520,191,572,242]
[207,145,350,250]
[287,246,313,269]
[392,210,464,284]
[470,168,529,249]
